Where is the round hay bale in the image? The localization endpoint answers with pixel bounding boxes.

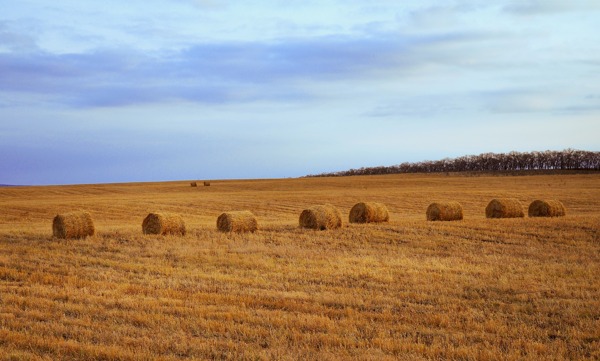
[528,200,566,217]
[203,181,211,186]
[485,198,524,218]
[52,211,95,239]
[142,212,186,235]
[190,182,197,187]
[349,202,389,223]
[299,204,342,230]
[426,202,463,221]
[217,211,258,233]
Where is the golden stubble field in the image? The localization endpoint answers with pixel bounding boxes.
[0,173,599,360]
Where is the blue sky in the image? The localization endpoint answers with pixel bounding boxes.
[1,0,599,185]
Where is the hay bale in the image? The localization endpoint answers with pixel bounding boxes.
[217,211,258,232]
[299,204,342,230]
[204,181,211,186]
[528,200,566,217]
[142,212,186,235]
[349,202,389,223]
[52,211,95,239]
[485,198,524,218]
[426,202,463,221]
[190,182,197,187]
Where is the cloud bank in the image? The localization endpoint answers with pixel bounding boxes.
[0,1,598,184]
[0,32,494,108]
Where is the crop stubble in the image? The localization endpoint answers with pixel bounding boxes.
[0,173,599,360]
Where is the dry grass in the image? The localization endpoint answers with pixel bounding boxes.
[1,174,599,360]
[485,198,525,218]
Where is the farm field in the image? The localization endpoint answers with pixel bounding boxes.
[0,173,599,360]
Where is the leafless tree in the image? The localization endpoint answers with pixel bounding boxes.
[307,149,600,177]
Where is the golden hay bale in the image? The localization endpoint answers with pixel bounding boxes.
[426,202,463,221]
[299,204,343,230]
[349,202,389,223]
[217,211,258,233]
[528,200,566,217]
[190,182,197,187]
[485,198,524,218]
[142,212,186,235]
[203,181,211,186]
[52,211,95,239]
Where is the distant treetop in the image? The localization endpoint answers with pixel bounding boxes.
[307,149,600,177]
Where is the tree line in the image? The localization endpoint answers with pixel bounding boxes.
[308,149,600,177]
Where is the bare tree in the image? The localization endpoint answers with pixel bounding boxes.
[307,149,600,177]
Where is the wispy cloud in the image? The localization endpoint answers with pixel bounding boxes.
[406,3,485,29]
[0,22,38,52]
[0,31,490,108]
[481,87,600,115]
[503,0,600,15]
[483,89,557,113]
[189,0,224,8]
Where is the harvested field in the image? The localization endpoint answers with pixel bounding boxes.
[0,173,599,360]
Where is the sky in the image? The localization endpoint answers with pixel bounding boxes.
[1,0,599,185]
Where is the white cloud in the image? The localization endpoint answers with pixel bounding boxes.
[503,0,600,15]
[190,0,224,8]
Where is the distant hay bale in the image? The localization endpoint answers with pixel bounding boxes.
[190,182,197,187]
[485,198,525,218]
[142,212,186,235]
[299,204,342,230]
[203,181,211,186]
[349,202,389,223]
[52,211,95,239]
[217,211,258,233]
[426,202,463,221]
[528,200,566,217]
